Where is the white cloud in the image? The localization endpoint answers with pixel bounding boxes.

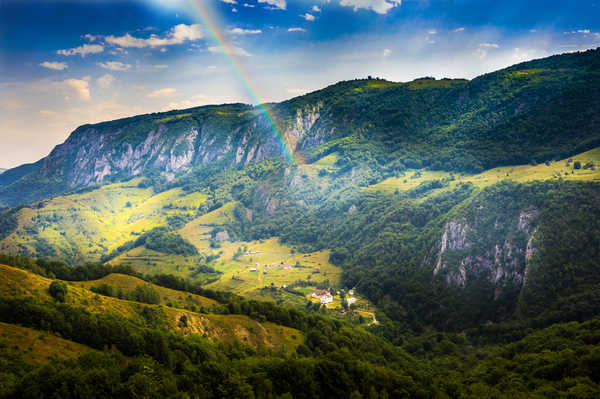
[220,0,238,3]
[300,13,316,21]
[208,45,251,56]
[257,0,286,10]
[63,79,90,101]
[57,44,104,57]
[383,48,392,57]
[339,0,401,15]
[243,3,255,7]
[96,74,115,89]
[40,61,68,70]
[428,29,437,35]
[229,28,263,35]
[454,27,465,32]
[97,61,132,71]
[148,88,177,98]
[476,43,500,59]
[312,5,321,12]
[153,64,169,69]
[288,27,306,32]
[105,24,203,48]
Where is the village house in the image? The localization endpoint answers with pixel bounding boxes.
[346,297,357,305]
[312,290,333,304]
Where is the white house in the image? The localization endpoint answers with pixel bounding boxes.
[312,290,333,304]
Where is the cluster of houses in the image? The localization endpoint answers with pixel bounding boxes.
[311,289,358,306]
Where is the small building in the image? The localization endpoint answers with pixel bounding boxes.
[320,293,333,304]
[249,267,257,272]
[314,266,321,271]
[346,297,357,305]
[282,264,292,270]
[348,289,355,296]
[312,290,333,304]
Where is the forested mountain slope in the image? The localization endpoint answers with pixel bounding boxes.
[1,48,600,399]
[1,48,599,207]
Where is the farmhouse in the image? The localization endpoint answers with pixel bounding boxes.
[249,267,257,272]
[312,290,334,304]
[346,297,357,305]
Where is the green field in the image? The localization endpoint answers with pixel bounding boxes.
[368,147,600,196]
[0,179,208,263]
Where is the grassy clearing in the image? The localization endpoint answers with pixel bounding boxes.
[79,273,218,308]
[0,322,94,363]
[0,179,208,263]
[108,246,216,282]
[203,237,341,294]
[0,264,302,350]
[368,147,600,196]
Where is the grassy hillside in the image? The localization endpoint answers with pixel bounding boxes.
[0,263,302,350]
[0,322,94,364]
[368,147,600,196]
[0,179,207,264]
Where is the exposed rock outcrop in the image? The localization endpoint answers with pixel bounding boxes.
[433,208,539,299]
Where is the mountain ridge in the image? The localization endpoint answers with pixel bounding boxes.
[1,47,599,207]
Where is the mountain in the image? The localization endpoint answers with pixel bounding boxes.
[1,48,599,208]
[1,49,600,398]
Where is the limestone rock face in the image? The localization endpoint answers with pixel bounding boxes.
[7,101,331,206]
[433,207,538,298]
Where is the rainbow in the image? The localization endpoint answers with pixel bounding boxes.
[184,0,296,164]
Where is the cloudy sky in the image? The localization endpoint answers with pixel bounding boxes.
[1,0,599,169]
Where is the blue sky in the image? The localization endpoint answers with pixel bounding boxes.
[1,0,599,168]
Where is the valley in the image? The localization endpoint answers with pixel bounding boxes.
[0,48,599,398]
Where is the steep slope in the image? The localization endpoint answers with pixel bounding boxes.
[1,49,599,207]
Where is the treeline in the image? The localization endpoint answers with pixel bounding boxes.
[2,294,600,398]
[101,226,198,262]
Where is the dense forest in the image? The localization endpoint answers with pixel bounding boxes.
[1,254,600,398]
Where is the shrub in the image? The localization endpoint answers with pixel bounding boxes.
[49,281,67,302]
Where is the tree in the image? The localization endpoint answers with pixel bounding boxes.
[49,281,67,302]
